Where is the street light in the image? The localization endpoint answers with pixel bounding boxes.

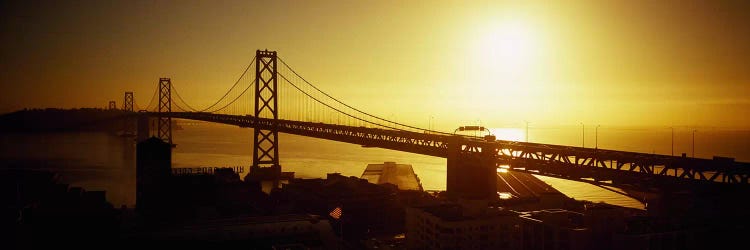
[670,127,674,156]
[429,115,434,131]
[580,122,585,148]
[476,119,482,137]
[692,129,697,158]
[525,120,529,142]
[595,125,601,149]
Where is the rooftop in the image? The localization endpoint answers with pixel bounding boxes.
[361,161,423,191]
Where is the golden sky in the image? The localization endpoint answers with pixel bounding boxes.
[2,0,749,130]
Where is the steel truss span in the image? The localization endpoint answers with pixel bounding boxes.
[150,112,750,187]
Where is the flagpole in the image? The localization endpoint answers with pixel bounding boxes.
[330,205,344,247]
[339,206,344,249]
[340,218,344,242]
[340,205,344,243]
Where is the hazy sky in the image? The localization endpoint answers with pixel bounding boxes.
[2,0,749,130]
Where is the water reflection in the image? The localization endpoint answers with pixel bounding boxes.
[0,132,137,207]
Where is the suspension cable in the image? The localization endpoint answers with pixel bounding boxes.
[279,72,405,131]
[172,100,189,112]
[170,83,199,112]
[278,57,450,135]
[196,56,256,112]
[144,83,159,111]
[209,78,255,113]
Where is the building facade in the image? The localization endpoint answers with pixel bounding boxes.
[406,203,523,250]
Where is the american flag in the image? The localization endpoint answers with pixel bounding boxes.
[329,206,342,220]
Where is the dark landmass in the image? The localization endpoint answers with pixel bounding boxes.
[5,165,750,250]
[4,117,750,249]
[0,108,130,134]
[2,169,120,249]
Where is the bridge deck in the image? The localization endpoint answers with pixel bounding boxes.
[142,112,750,187]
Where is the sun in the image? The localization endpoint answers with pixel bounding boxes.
[459,18,548,116]
[474,20,538,75]
[462,19,545,112]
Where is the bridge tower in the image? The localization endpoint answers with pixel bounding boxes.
[123,92,134,112]
[157,78,172,145]
[122,92,135,136]
[108,101,117,110]
[249,50,281,181]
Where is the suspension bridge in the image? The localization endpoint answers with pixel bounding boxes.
[113,49,749,199]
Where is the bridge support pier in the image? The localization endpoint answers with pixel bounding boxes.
[446,136,497,200]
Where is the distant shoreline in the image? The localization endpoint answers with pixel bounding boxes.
[0,108,129,134]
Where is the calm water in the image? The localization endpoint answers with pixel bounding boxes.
[2,121,749,210]
[0,132,136,207]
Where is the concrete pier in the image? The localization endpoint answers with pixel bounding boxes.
[446,136,497,200]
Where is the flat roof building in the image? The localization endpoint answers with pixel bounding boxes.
[361,162,423,191]
[406,203,523,250]
[518,209,590,250]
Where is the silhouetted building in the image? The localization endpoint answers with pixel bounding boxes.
[518,209,590,250]
[405,202,614,250]
[5,170,119,249]
[362,234,406,249]
[273,173,402,243]
[405,203,523,250]
[135,136,171,217]
[613,216,698,250]
[134,135,270,224]
[166,168,268,219]
[583,203,629,249]
[134,156,269,223]
[361,161,423,191]
[495,171,574,211]
[122,214,341,249]
[610,214,750,250]
[626,184,750,249]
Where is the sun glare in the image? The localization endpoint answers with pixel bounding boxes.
[463,18,546,113]
[475,20,538,76]
[489,128,526,142]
